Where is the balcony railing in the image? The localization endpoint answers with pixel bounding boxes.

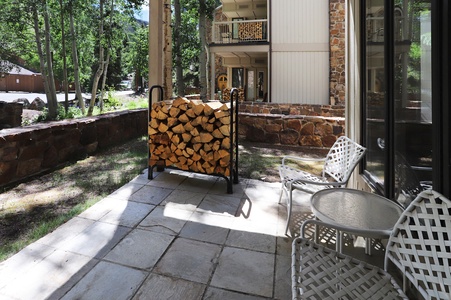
[212,19,268,44]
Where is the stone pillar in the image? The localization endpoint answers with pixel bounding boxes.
[330,0,346,105]
[149,1,164,92]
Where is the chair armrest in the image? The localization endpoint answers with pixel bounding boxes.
[288,177,345,187]
[281,155,327,166]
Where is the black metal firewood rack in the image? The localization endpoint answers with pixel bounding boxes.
[147,85,239,193]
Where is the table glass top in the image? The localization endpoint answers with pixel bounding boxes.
[311,188,404,232]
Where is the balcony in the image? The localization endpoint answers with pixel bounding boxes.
[212,19,268,44]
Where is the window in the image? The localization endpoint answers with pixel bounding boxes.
[232,68,244,89]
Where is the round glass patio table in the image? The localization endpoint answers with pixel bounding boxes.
[310,188,404,253]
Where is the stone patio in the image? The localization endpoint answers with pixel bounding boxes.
[0,169,384,299]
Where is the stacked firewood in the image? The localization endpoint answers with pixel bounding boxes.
[222,88,245,102]
[149,97,235,176]
[238,22,263,40]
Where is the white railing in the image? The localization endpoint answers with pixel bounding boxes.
[212,19,268,44]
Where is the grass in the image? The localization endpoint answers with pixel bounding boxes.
[0,137,323,262]
[0,136,148,262]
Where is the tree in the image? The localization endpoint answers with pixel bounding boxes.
[68,0,87,114]
[172,0,217,99]
[123,25,148,91]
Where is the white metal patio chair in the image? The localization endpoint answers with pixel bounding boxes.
[292,189,451,300]
[278,136,366,235]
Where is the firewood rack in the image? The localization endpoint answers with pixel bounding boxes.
[147,85,239,193]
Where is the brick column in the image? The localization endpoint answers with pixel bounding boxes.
[330,0,346,106]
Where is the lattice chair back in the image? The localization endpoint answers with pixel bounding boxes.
[385,189,451,299]
[322,136,366,184]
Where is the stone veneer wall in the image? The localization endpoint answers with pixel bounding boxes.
[330,0,346,105]
[238,103,345,148]
[0,109,147,187]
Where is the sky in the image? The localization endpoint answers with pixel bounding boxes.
[134,2,149,22]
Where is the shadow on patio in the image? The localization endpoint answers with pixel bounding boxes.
[0,169,385,299]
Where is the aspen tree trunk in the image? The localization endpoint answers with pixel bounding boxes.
[69,1,86,114]
[88,0,105,116]
[163,0,173,99]
[43,1,58,118]
[60,0,69,113]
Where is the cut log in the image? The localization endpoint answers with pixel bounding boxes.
[182,133,191,143]
[219,125,230,136]
[172,96,189,108]
[150,118,159,129]
[184,122,194,132]
[169,107,181,117]
[199,132,214,143]
[178,113,189,123]
[167,117,178,128]
[212,129,224,139]
[158,122,169,133]
[172,123,186,134]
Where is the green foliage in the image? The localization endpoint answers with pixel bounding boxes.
[125,97,148,110]
[103,90,122,108]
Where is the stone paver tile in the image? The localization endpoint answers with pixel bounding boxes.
[59,222,130,258]
[161,189,205,211]
[108,182,146,200]
[244,181,281,203]
[128,172,151,185]
[177,175,217,193]
[1,249,97,300]
[138,206,192,235]
[203,287,268,300]
[225,230,276,253]
[276,236,293,257]
[196,194,242,217]
[129,185,173,205]
[154,238,221,284]
[35,217,95,249]
[61,261,147,300]
[208,179,246,197]
[231,217,278,236]
[0,243,56,289]
[237,197,280,224]
[133,273,205,300]
[77,197,119,221]
[188,211,235,230]
[98,200,154,227]
[179,222,229,244]
[146,171,187,189]
[282,205,315,237]
[104,229,174,270]
[274,254,292,300]
[210,246,274,297]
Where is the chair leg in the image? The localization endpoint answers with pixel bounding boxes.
[278,181,286,204]
[284,186,293,236]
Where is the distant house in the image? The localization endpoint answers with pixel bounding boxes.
[208,0,343,105]
[0,63,45,93]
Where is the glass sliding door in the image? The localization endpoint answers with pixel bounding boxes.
[364,0,386,191]
[363,0,434,198]
[393,0,433,202]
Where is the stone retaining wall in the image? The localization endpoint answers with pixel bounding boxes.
[0,109,147,187]
[239,113,345,148]
[238,102,345,118]
[0,102,23,129]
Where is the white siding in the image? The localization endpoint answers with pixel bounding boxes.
[271,0,330,104]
